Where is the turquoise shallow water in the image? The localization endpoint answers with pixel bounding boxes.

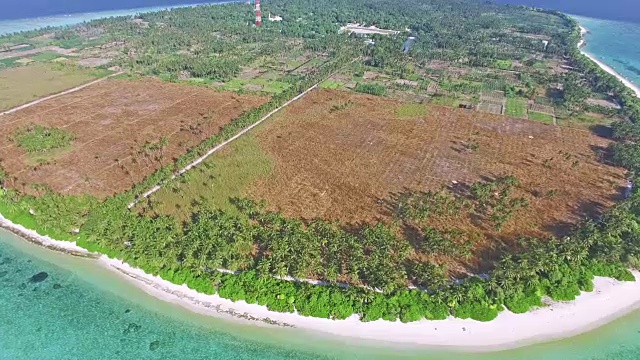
[3,228,640,360]
[573,15,640,89]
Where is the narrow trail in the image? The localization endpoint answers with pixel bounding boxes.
[0,71,124,117]
[127,81,322,209]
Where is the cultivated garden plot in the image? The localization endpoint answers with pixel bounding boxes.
[146,89,626,271]
[0,78,268,197]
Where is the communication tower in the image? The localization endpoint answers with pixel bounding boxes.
[255,0,262,27]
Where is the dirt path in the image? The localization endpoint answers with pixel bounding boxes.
[0,71,124,117]
[127,81,322,208]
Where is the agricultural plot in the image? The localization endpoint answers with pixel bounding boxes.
[478,91,507,115]
[430,95,463,107]
[530,103,555,115]
[221,78,291,94]
[557,113,617,130]
[477,102,503,115]
[529,111,555,124]
[0,78,268,197]
[0,64,106,111]
[505,97,528,118]
[147,89,625,270]
[320,79,343,89]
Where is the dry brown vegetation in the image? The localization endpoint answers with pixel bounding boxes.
[244,89,625,270]
[0,78,267,197]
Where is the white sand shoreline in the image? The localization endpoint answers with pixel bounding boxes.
[578,25,640,98]
[3,213,640,351]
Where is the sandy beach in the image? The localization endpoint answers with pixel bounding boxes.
[0,212,95,257]
[2,212,640,351]
[106,256,640,351]
[578,25,640,98]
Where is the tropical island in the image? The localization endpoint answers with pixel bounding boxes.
[2,0,640,349]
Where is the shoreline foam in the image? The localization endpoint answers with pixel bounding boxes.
[2,213,640,351]
[578,25,640,98]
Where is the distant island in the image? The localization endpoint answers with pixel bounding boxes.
[2,0,640,349]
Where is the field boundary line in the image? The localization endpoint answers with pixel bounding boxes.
[0,71,124,117]
[127,82,321,209]
[2,83,121,127]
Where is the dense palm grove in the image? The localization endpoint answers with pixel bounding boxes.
[2,0,640,322]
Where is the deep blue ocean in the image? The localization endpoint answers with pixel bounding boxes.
[491,0,639,24]
[0,1,234,36]
[0,0,227,21]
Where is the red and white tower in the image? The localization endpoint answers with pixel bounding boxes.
[255,0,262,27]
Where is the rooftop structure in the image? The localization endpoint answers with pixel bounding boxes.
[339,23,400,36]
[268,13,283,22]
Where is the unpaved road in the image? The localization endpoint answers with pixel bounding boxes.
[127,81,322,208]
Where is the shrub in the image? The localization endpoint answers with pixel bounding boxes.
[504,291,543,314]
[13,124,75,152]
[355,83,387,96]
[453,302,500,322]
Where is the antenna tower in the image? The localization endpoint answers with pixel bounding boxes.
[255,0,262,27]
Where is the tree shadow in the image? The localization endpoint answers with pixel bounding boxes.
[540,198,608,238]
[590,144,615,166]
[589,124,613,139]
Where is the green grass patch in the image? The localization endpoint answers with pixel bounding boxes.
[573,113,611,124]
[396,103,428,117]
[0,58,19,69]
[430,95,463,108]
[532,61,547,70]
[440,80,483,94]
[557,113,616,129]
[534,96,553,106]
[320,79,342,89]
[13,125,75,152]
[494,59,513,70]
[528,111,554,124]
[147,134,274,220]
[506,98,528,118]
[29,51,65,62]
[25,147,73,166]
[354,83,387,96]
[286,60,304,70]
[0,63,104,111]
[222,78,291,94]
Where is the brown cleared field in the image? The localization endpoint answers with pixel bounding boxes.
[248,90,624,230]
[0,78,268,197]
[146,89,627,272]
[163,89,625,229]
[0,64,104,111]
